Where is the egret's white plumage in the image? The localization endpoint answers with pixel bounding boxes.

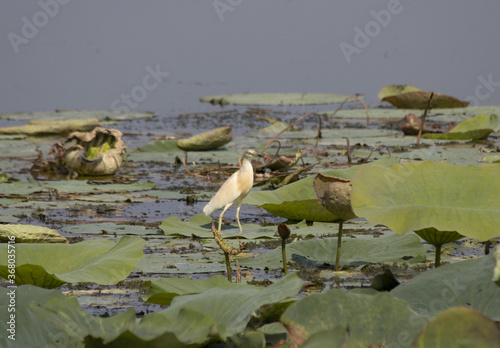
[203,149,261,233]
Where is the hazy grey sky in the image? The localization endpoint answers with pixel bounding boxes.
[1,1,500,115]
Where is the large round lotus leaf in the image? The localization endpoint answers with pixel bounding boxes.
[280,289,424,347]
[351,161,500,241]
[245,157,399,222]
[142,274,254,305]
[239,233,426,270]
[392,254,500,321]
[0,224,68,243]
[424,113,500,140]
[414,307,500,347]
[177,126,232,151]
[200,93,357,106]
[0,236,145,288]
[0,285,74,348]
[31,295,219,347]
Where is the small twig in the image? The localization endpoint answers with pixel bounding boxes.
[262,112,323,153]
[365,144,392,162]
[182,152,194,175]
[344,137,352,164]
[211,219,244,282]
[355,94,370,126]
[236,259,241,283]
[416,92,434,146]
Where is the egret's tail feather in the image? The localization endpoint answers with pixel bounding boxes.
[203,202,214,216]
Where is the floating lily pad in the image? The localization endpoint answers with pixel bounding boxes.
[414,307,500,347]
[160,213,279,239]
[239,233,426,270]
[392,253,500,321]
[61,222,158,236]
[0,236,145,288]
[378,85,469,109]
[0,224,67,243]
[143,274,266,305]
[200,93,358,106]
[280,289,424,347]
[0,119,101,136]
[424,113,500,140]
[351,161,500,241]
[0,110,154,122]
[177,126,232,151]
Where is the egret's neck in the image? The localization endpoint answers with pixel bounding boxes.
[241,157,253,173]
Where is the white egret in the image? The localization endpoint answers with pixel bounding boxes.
[203,149,261,233]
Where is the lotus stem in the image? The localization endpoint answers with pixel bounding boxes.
[225,252,232,282]
[435,245,441,268]
[282,239,288,275]
[416,92,434,146]
[335,220,344,272]
[485,240,491,255]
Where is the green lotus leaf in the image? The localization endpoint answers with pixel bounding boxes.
[200,93,358,106]
[392,253,500,321]
[414,307,500,347]
[160,213,280,239]
[313,174,356,221]
[481,155,500,163]
[239,233,426,270]
[177,126,232,151]
[413,227,464,247]
[0,285,74,348]
[377,84,423,101]
[0,118,100,136]
[0,224,68,243]
[424,113,500,140]
[142,274,253,305]
[31,295,221,347]
[161,273,303,339]
[244,157,399,222]
[351,161,500,241]
[0,236,145,288]
[280,289,424,347]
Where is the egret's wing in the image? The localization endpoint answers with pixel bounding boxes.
[204,171,245,213]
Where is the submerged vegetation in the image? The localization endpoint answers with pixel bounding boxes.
[0,89,499,346]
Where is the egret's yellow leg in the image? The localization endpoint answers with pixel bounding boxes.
[236,204,243,233]
[218,204,232,233]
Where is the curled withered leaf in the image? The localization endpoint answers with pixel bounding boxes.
[64,127,126,176]
[177,126,232,151]
[313,173,356,221]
